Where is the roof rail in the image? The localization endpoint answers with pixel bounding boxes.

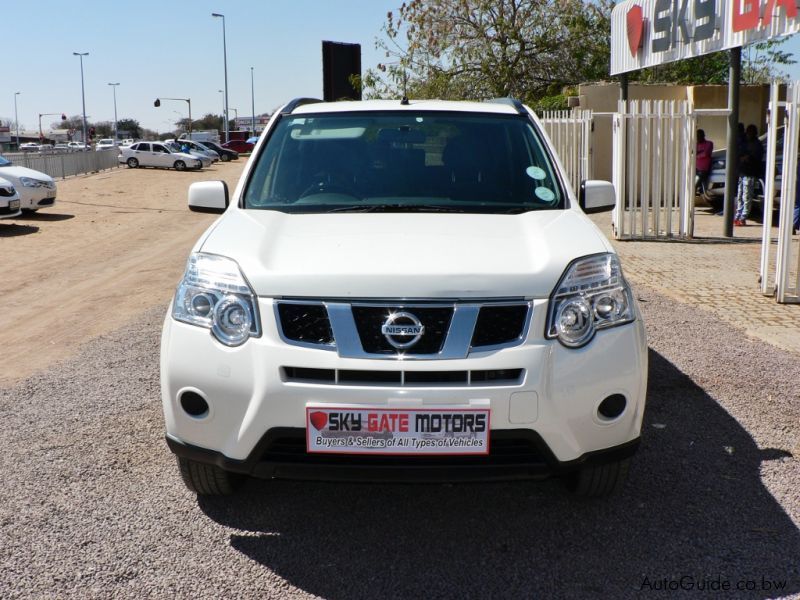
[485,97,527,115]
[281,97,324,115]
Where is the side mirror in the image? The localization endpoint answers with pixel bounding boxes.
[579,180,616,213]
[188,180,229,213]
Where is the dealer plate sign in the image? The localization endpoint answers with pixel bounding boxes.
[306,407,490,455]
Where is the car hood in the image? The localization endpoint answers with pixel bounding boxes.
[199,209,612,298]
[0,165,54,183]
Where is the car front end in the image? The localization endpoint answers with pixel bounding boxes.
[0,178,21,219]
[0,158,57,211]
[161,100,647,497]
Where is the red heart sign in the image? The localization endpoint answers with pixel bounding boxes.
[627,4,644,58]
[309,411,328,430]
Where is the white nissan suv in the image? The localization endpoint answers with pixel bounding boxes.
[161,98,647,498]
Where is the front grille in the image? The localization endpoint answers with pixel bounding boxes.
[471,305,529,348]
[282,366,524,387]
[352,306,453,355]
[277,303,333,345]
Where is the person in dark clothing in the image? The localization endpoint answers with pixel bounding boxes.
[734,124,763,226]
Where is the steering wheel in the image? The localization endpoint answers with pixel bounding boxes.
[298,173,360,200]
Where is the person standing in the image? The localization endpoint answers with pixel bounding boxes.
[734,124,764,226]
[696,129,714,199]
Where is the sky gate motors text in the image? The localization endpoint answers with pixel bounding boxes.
[326,412,487,433]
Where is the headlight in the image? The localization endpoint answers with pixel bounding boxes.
[20,177,44,188]
[546,253,634,348]
[172,253,260,346]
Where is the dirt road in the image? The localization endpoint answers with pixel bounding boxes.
[0,161,244,387]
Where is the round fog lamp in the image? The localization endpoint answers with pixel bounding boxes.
[212,295,252,346]
[190,293,214,317]
[593,289,627,321]
[555,297,594,347]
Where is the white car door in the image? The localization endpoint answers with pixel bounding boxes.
[151,143,173,168]
[131,143,153,167]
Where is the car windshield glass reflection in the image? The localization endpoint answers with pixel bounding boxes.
[243,112,563,214]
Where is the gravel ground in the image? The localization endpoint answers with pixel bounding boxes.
[1,286,798,599]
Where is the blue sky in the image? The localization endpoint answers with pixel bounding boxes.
[6,1,800,135]
[5,0,399,134]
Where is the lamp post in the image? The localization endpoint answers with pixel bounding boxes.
[14,92,20,149]
[250,66,256,136]
[218,89,225,130]
[154,97,192,135]
[73,52,89,144]
[211,12,229,143]
[108,83,120,140]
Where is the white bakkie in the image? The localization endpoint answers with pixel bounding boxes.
[161,98,647,497]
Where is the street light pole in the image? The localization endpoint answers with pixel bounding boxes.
[108,83,120,140]
[154,97,192,135]
[212,13,229,143]
[73,52,89,144]
[14,92,20,149]
[251,66,256,136]
[218,89,224,129]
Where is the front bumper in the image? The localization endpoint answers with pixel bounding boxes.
[160,298,648,480]
[18,185,56,210]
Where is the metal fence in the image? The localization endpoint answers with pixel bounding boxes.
[612,100,696,240]
[538,109,593,195]
[3,149,120,179]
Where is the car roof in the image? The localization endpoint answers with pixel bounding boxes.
[290,98,522,116]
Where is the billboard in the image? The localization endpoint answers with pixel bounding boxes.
[611,0,800,75]
[322,41,361,101]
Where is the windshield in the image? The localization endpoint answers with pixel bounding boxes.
[0,156,10,167]
[242,111,564,214]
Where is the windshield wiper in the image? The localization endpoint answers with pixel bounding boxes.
[325,204,471,213]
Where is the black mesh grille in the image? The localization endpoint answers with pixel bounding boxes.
[277,303,333,345]
[352,306,453,355]
[471,305,528,348]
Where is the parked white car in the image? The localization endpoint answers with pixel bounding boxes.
[161,98,647,498]
[0,176,21,219]
[19,143,40,153]
[68,142,90,151]
[119,142,202,171]
[0,155,57,211]
[96,139,117,151]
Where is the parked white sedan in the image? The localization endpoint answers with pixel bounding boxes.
[119,142,203,171]
[0,155,57,212]
[0,177,22,219]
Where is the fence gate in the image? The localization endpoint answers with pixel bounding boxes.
[538,109,593,195]
[760,81,800,304]
[612,100,695,240]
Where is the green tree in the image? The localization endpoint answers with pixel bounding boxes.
[364,0,613,103]
[116,118,142,139]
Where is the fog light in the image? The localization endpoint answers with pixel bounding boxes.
[598,394,626,419]
[180,391,209,417]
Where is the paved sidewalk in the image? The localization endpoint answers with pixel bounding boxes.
[590,207,800,355]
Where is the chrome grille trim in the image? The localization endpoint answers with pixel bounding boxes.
[274,299,533,360]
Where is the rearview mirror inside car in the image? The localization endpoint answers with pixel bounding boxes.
[188,180,229,213]
[579,180,616,213]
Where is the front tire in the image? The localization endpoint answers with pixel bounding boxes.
[174,160,186,171]
[564,458,630,498]
[220,154,230,162]
[127,157,139,168]
[177,457,244,495]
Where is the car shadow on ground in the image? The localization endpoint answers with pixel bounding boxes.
[0,223,39,237]
[16,212,74,222]
[198,349,800,598]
